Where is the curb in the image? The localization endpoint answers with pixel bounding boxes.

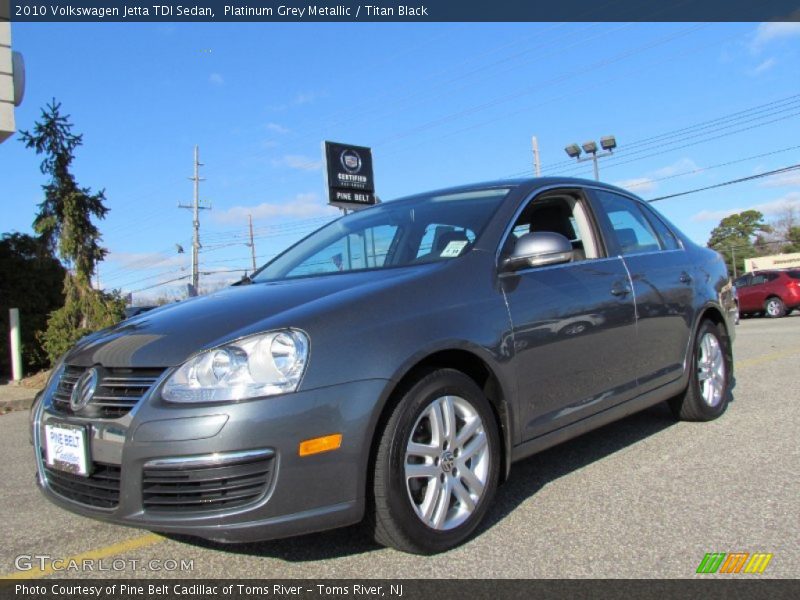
[0,395,37,414]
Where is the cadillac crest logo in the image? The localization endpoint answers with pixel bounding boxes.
[70,367,99,412]
[340,149,362,174]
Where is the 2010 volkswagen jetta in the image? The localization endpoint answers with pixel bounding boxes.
[32,178,736,554]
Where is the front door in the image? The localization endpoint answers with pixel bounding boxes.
[499,189,638,442]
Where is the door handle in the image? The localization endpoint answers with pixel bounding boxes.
[680,272,693,284]
[611,284,631,297]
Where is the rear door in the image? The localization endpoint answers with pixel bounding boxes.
[589,189,694,392]
[742,273,769,313]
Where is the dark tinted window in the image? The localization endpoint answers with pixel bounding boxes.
[733,276,749,288]
[788,271,800,280]
[751,274,767,285]
[766,272,780,282]
[594,190,661,255]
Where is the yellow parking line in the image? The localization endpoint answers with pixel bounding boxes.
[0,533,163,580]
[736,347,800,370]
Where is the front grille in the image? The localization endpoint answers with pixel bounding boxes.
[142,455,274,513]
[52,365,164,418]
[44,462,121,509]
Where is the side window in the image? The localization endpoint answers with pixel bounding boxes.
[750,274,767,286]
[733,276,749,288]
[286,224,400,277]
[765,272,780,282]
[416,224,475,260]
[638,204,681,251]
[594,190,662,255]
[502,191,601,261]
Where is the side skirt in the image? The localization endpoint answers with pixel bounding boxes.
[510,377,687,463]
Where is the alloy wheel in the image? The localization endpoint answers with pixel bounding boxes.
[697,332,725,407]
[404,395,490,531]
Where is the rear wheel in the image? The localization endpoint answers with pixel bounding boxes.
[764,297,786,318]
[370,369,500,554]
[669,320,731,421]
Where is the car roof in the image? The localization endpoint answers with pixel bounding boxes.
[388,177,644,205]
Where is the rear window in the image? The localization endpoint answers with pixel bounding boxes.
[787,271,800,280]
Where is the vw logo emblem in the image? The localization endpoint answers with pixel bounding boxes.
[70,368,99,412]
[440,451,455,473]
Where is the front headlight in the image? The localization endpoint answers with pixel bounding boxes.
[162,330,309,403]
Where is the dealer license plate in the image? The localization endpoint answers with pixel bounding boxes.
[44,422,90,476]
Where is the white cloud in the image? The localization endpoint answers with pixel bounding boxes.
[615,178,657,194]
[751,21,800,51]
[653,158,701,178]
[691,192,800,222]
[266,122,289,134]
[760,171,800,188]
[272,154,323,171]
[106,251,185,271]
[749,57,777,75]
[214,193,339,224]
[209,73,224,85]
[295,91,318,105]
[614,158,701,193]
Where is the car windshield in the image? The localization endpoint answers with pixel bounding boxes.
[252,187,511,282]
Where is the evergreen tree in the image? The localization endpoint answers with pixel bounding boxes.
[19,100,124,364]
[707,210,772,276]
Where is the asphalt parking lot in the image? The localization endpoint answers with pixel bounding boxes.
[2,315,798,580]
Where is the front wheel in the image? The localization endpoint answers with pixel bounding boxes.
[370,369,500,554]
[669,320,731,421]
[765,297,786,318]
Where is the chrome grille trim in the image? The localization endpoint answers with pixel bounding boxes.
[51,366,166,418]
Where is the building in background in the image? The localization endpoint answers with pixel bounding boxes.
[744,252,800,272]
[1,6,25,144]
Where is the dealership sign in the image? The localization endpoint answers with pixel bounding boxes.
[323,141,377,209]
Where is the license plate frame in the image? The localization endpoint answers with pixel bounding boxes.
[44,421,91,477]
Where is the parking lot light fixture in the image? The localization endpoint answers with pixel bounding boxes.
[565,143,582,158]
[564,135,617,181]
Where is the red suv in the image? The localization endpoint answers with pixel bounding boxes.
[733,269,800,318]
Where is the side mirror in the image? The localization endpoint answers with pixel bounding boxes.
[502,231,573,272]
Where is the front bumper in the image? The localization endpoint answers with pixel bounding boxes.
[33,377,389,542]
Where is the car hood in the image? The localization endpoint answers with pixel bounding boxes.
[65,265,438,368]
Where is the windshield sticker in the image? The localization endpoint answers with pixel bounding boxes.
[441,240,468,258]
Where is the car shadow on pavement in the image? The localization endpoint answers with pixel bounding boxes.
[478,402,677,534]
[166,402,680,562]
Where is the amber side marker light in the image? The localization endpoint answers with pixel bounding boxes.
[299,433,343,456]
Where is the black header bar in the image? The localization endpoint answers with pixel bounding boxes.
[4,0,800,22]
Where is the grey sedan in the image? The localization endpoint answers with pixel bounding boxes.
[31,178,736,554]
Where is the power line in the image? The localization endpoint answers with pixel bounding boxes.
[532,92,800,175]
[647,164,800,203]
[547,105,800,178]
[621,144,800,191]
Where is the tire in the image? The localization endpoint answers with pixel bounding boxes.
[764,297,786,318]
[370,368,500,554]
[669,320,731,421]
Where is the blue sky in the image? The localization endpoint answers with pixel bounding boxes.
[2,22,800,301]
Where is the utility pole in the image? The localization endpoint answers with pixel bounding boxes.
[531,136,541,176]
[247,213,257,273]
[731,245,737,278]
[178,145,210,296]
